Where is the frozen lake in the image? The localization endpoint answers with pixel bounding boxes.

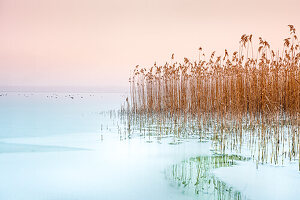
[0,92,299,200]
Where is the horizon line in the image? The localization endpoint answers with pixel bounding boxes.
[0,85,129,93]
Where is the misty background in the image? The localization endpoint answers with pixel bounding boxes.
[0,0,299,92]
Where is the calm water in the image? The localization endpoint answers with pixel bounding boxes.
[0,92,299,200]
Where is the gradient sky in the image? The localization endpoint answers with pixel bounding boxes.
[0,0,299,90]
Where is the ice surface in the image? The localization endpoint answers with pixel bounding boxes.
[0,142,88,153]
[0,133,209,200]
[213,161,300,200]
[0,92,299,200]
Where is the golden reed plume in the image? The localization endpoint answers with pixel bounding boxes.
[122,25,300,169]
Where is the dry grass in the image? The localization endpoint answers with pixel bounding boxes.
[121,25,300,168]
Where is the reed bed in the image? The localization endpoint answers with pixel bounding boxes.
[121,25,300,168]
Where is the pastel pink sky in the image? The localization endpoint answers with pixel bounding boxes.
[0,0,299,90]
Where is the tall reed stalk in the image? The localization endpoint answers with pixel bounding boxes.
[122,25,300,168]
